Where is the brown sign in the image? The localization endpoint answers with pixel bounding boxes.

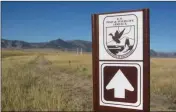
[103,64,138,103]
[92,9,150,112]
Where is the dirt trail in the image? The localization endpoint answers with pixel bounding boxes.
[35,55,52,69]
[25,54,93,111]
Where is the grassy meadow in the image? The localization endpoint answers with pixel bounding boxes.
[1,49,176,111]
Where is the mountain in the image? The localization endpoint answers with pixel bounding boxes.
[1,38,92,52]
[66,40,92,52]
[150,49,158,57]
[1,39,32,48]
[150,49,176,58]
[1,38,176,57]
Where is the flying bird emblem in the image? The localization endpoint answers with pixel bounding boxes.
[109,28,125,44]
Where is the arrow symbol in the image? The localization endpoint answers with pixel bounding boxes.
[106,69,134,98]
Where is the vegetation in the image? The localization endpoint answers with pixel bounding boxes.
[1,50,35,58]
[1,49,176,111]
[150,58,176,110]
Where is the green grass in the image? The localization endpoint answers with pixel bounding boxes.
[1,49,176,111]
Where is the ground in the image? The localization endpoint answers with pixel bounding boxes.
[1,49,176,111]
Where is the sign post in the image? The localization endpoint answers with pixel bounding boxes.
[92,9,150,112]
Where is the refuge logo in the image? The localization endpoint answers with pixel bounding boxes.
[103,15,138,59]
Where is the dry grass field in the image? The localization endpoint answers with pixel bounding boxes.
[151,58,176,110]
[1,49,176,111]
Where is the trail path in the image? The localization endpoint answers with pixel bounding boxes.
[31,54,93,111]
[2,54,93,111]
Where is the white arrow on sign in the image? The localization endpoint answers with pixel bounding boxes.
[106,69,134,98]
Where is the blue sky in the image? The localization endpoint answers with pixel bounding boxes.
[2,2,176,52]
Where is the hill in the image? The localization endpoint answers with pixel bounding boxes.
[1,38,175,57]
[1,38,92,52]
[150,49,176,58]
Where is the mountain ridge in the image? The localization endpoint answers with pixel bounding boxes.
[1,38,92,52]
[1,38,176,57]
